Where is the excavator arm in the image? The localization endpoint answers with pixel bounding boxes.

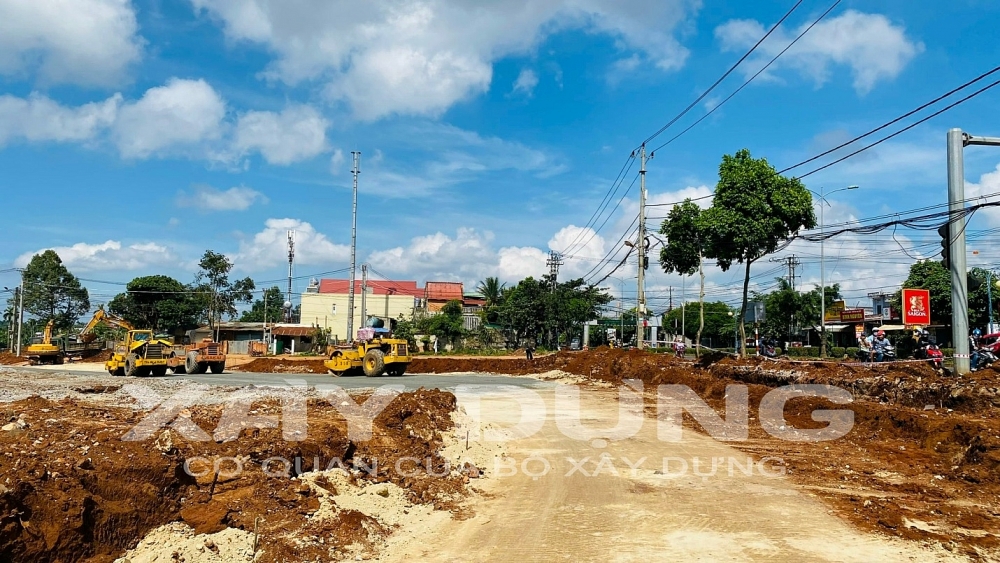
[42,320,53,345]
[79,307,134,343]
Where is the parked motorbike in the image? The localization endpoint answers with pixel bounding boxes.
[914,342,944,370]
[973,348,997,371]
[758,339,777,358]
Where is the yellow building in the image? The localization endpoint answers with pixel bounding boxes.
[299,279,424,342]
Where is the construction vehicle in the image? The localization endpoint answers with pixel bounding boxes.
[165,338,226,374]
[324,320,411,377]
[79,308,173,377]
[24,320,63,365]
[104,328,173,377]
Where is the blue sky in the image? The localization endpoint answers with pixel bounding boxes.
[3,0,1000,313]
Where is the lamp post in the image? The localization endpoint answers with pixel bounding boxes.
[808,185,859,358]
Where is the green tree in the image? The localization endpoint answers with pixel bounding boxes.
[240,286,286,323]
[193,250,255,333]
[659,199,708,355]
[893,261,994,334]
[751,280,840,343]
[108,275,201,335]
[497,277,547,344]
[662,301,735,347]
[21,250,90,332]
[700,150,816,356]
[424,299,466,346]
[476,277,505,307]
[544,277,612,348]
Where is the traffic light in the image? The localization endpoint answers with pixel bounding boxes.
[939,222,950,270]
[642,256,649,270]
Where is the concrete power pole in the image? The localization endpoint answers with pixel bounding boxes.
[546,251,563,291]
[286,230,295,322]
[16,275,23,357]
[946,129,1000,374]
[348,151,361,342]
[636,144,647,349]
[360,264,368,328]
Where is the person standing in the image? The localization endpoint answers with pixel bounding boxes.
[525,338,535,361]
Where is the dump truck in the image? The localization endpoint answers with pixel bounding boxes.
[24,320,63,365]
[166,338,226,374]
[324,322,411,377]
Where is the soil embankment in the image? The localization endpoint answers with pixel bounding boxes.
[0,389,463,562]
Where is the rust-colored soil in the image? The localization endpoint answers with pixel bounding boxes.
[239,357,328,373]
[0,389,461,562]
[0,353,22,365]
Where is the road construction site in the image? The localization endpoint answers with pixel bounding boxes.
[0,348,998,561]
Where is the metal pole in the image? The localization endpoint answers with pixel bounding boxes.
[681,275,685,343]
[989,271,994,333]
[636,145,647,349]
[820,188,826,358]
[16,276,23,357]
[348,151,360,342]
[948,128,970,374]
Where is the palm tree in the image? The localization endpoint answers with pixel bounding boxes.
[476,277,505,307]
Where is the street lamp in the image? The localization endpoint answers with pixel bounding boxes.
[808,185,860,358]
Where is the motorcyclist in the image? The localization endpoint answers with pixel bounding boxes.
[872,330,891,362]
[858,330,872,360]
[865,328,878,362]
[971,328,983,371]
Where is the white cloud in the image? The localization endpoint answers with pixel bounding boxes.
[365,122,561,197]
[14,240,176,272]
[191,0,700,119]
[176,184,267,211]
[715,10,923,94]
[232,218,350,271]
[329,148,345,175]
[0,92,121,146]
[368,228,499,282]
[233,105,329,165]
[0,0,143,86]
[511,69,539,97]
[113,78,227,158]
[367,225,609,285]
[965,163,1000,227]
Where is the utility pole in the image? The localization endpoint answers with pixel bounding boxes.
[944,129,1000,374]
[546,251,563,291]
[360,264,368,327]
[769,255,801,290]
[348,151,360,342]
[636,144,647,349]
[286,230,295,322]
[668,287,673,312]
[16,275,23,357]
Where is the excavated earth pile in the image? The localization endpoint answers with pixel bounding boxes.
[0,389,464,562]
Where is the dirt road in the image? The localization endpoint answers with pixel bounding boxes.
[387,387,962,562]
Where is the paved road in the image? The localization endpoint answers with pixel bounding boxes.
[11,364,551,390]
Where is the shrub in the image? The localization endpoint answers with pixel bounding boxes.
[846,347,859,359]
[830,347,846,358]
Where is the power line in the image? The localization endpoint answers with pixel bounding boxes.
[793,77,1000,180]
[649,0,842,155]
[779,64,1000,175]
[560,154,636,256]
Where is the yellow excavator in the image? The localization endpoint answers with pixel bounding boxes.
[79,308,173,377]
[24,320,63,365]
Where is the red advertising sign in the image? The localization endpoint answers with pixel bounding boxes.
[840,309,865,322]
[902,289,931,326]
